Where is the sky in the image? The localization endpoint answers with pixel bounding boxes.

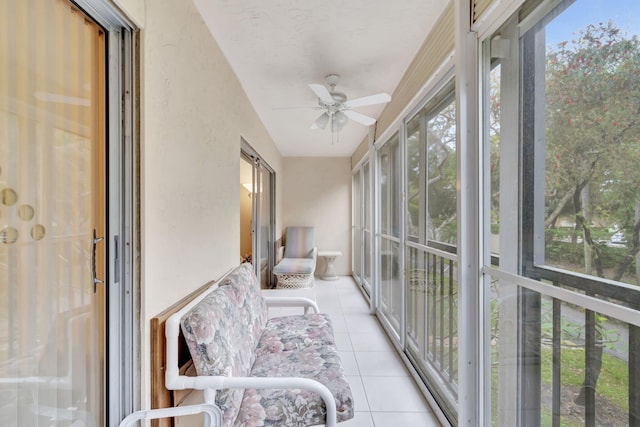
[546,0,640,48]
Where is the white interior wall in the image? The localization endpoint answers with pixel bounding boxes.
[115,0,284,410]
[282,157,352,276]
[112,0,144,27]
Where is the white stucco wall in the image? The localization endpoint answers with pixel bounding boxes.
[282,157,352,276]
[112,0,144,27]
[115,0,283,410]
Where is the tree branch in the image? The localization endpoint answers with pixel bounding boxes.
[575,214,605,278]
[545,185,577,228]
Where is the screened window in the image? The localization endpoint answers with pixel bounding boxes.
[527,2,640,284]
[378,133,402,335]
[379,133,401,239]
[485,1,640,425]
[352,169,362,281]
[488,62,501,259]
[406,87,457,246]
[404,81,458,422]
[363,162,372,293]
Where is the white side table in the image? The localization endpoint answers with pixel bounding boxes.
[317,250,342,281]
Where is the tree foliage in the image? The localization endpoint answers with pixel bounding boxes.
[406,100,457,244]
[544,21,640,282]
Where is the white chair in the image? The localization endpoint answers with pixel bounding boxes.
[273,226,317,288]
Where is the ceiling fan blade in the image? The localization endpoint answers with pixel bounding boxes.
[343,110,376,126]
[310,112,330,130]
[308,83,335,105]
[344,92,391,108]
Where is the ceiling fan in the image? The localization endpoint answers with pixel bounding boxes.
[308,74,391,134]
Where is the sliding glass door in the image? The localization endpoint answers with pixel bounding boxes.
[352,160,372,296]
[378,133,402,338]
[404,82,459,421]
[256,161,274,288]
[352,169,362,283]
[362,162,372,295]
[364,84,459,415]
[241,142,275,288]
[0,1,107,424]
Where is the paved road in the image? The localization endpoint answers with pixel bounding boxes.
[541,295,630,362]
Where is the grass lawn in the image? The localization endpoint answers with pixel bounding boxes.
[540,346,628,411]
[491,345,628,426]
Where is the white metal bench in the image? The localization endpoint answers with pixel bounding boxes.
[164,263,354,427]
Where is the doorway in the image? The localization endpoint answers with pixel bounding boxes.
[240,141,275,288]
[240,157,254,263]
[0,0,134,425]
[0,1,107,424]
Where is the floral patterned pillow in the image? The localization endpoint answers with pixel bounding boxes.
[180,263,269,425]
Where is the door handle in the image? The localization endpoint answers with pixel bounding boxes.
[91,229,104,293]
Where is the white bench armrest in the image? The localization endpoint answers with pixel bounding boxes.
[212,376,338,427]
[119,404,222,427]
[163,374,338,427]
[263,296,319,314]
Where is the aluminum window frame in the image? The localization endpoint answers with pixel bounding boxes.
[71,1,138,424]
[402,70,460,424]
[375,131,405,344]
[480,0,640,425]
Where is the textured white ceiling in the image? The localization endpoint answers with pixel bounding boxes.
[193,0,449,157]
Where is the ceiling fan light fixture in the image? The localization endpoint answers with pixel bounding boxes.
[330,112,347,134]
[334,111,348,129]
[311,112,330,130]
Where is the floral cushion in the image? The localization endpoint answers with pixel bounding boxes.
[256,314,335,357]
[234,345,354,427]
[181,263,268,426]
[181,263,353,427]
[218,263,269,344]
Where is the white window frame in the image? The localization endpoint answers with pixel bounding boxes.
[375,131,405,344]
[479,0,640,425]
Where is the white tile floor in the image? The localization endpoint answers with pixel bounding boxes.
[267,276,442,427]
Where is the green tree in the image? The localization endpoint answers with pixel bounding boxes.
[544,21,640,405]
[426,101,457,243]
[406,100,457,244]
[546,21,640,280]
